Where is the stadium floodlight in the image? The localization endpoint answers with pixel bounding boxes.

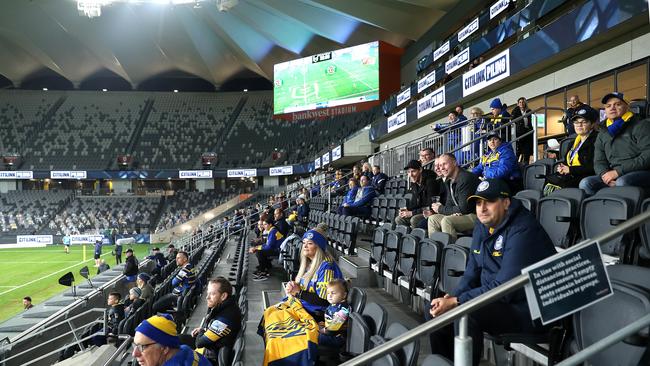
[173,89,179,92]
[76,0,215,18]
[42,88,48,91]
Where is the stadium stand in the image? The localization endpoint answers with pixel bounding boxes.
[48,196,161,235]
[21,91,148,170]
[132,92,243,169]
[0,190,73,237]
[155,190,234,232]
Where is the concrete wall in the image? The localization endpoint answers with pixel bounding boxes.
[195,179,215,192]
[112,180,130,194]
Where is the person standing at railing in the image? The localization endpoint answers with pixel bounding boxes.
[579,92,650,195]
[560,95,586,136]
[472,132,523,193]
[371,165,389,194]
[511,97,533,165]
[487,98,511,141]
[419,147,436,169]
[468,107,486,164]
[427,179,556,365]
[455,105,467,121]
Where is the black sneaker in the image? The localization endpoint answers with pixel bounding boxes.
[253,272,269,281]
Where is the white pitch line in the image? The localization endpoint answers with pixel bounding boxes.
[0,286,18,288]
[0,261,80,264]
[0,252,112,296]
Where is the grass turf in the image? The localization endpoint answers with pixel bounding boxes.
[0,244,153,324]
[273,43,379,114]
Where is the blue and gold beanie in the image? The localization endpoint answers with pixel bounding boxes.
[302,230,328,251]
[134,314,179,348]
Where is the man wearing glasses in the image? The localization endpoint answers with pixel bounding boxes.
[132,314,211,366]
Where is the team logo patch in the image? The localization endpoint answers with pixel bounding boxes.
[305,232,314,240]
[209,320,228,334]
[494,235,504,251]
[477,181,490,192]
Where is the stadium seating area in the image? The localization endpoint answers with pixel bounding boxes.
[0,190,73,236]
[132,92,242,169]
[155,190,234,232]
[21,91,148,170]
[48,196,161,235]
[0,90,62,156]
[1,89,378,169]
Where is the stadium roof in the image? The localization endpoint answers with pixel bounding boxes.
[0,0,461,90]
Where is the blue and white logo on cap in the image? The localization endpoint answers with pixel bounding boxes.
[577,108,587,115]
[477,181,489,192]
[305,232,314,240]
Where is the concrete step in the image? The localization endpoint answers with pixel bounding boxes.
[356,246,371,262]
[339,255,376,288]
[22,310,58,319]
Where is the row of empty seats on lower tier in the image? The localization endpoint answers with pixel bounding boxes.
[47,195,162,235]
[0,190,73,236]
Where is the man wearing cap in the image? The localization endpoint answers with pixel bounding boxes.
[427,153,480,241]
[192,277,241,364]
[166,244,178,263]
[579,92,650,194]
[396,159,440,229]
[132,314,211,366]
[472,131,522,192]
[123,248,139,288]
[137,273,154,302]
[427,179,556,365]
[249,218,285,281]
[147,247,168,276]
[544,105,599,194]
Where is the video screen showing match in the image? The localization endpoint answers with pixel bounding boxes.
[273,41,379,115]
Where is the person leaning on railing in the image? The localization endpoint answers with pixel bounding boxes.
[426,179,556,366]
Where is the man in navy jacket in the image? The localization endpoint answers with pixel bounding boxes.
[371,165,388,195]
[341,175,377,218]
[428,179,556,365]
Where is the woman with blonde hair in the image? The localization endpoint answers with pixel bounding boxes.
[284,224,343,319]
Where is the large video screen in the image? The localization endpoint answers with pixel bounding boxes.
[273,41,380,115]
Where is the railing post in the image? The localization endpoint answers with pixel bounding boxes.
[455,315,472,366]
[532,114,538,162]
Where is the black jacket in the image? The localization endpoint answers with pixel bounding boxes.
[196,296,242,359]
[107,304,125,334]
[407,170,440,214]
[274,218,290,237]
[438,170,480,216]
[123,255,138,276]
[546,132,598,188]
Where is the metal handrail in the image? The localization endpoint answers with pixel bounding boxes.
[370,106,566,177]
[103,336,134,366]
[341,209,650,366]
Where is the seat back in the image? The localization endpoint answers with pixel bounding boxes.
[640,198,650,259]
[514,190,543,215]
[362,302,388,337]
[370,223,392,266]
[524,163,548,191]
[368,335,401,366]
[428,232,451,247]
[346,312,371,355]
[454,236,473,249]
[398,234,419,281]
[348,287,367,314]
[382,230,402,273]
[440,244,470,294]
[580,187,643,256]
[383,322,419,366]
[410,228,426,240]
[573,265,650,366]
[217,346,232,366]
[415,238,443,290]
[421,354,453,366]
[538,188,584,248]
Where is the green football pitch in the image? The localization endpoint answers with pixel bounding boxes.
[273,48,380,114]
[0,244,152,324]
